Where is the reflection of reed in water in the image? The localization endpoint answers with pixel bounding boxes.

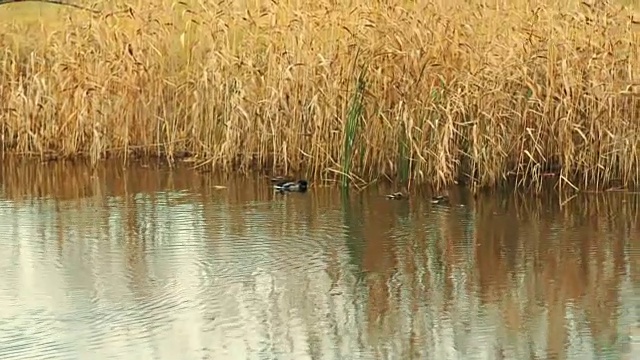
[0,158,194,202]
[0,158,335,205]
[0,159,638,359]
[358,189,639,359]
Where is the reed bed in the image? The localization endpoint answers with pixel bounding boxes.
[1,0,640,190]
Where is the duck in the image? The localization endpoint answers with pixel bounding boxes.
[273,179,309,193]
[431,195,449,204]
[385,192,407,200]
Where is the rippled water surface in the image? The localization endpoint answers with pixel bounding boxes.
[0,160,638,360]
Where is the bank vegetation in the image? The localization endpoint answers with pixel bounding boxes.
[1,0,640,190]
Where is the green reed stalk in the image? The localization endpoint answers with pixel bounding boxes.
[341,70,366,188]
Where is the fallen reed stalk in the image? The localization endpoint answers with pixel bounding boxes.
[1,0,640,191]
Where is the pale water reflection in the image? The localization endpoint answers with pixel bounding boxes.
[0,160,638,360]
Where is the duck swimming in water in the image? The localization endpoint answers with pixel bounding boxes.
[385,192,407,200]
[273,179,309,193]
[431,195,449,204]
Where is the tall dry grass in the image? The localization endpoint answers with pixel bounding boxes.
[2,0,640,190]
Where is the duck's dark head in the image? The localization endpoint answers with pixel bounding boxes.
[297,180,308,191]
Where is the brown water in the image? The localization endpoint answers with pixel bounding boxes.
[0,160,638,360]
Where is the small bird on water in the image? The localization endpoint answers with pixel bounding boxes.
[385,191,448,204]
[385,192,407,200]
[272,177,309,194]
[431,195,449,204]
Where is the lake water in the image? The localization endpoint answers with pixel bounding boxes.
[0,160,638,360]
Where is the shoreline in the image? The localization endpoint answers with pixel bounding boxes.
[1,152,638,194]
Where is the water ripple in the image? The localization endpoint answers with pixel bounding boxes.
[0,171,637,360]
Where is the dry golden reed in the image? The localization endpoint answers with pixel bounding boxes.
[1,0,640,190]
